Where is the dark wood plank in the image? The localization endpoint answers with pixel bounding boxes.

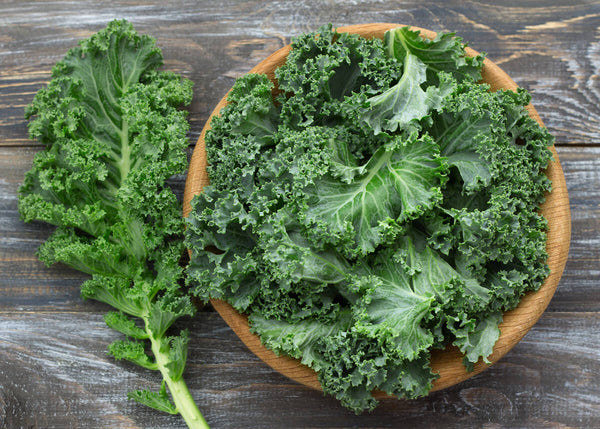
[1,1,599,428]
[547,147,600,313]
[1,1,600,146]
[0,311,598,428]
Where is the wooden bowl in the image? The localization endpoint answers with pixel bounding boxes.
[183,23,571,396]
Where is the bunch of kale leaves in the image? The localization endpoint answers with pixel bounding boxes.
[186,25,553,412]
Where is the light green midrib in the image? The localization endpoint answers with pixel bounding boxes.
[92,58,141,189]
[144,316,209,429]
[117,120,131,183]
[318,149,392,227]
[115,62,136,186]
[353,149,392,203]
[357,150,392,225]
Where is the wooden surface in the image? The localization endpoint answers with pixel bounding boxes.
[0,1,598,428]
[183,23,572,397]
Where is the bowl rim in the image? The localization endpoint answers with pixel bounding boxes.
[183,23,572,396]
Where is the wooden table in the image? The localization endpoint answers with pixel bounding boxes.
[1,1,598,428]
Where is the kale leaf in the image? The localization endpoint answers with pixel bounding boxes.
[19,20,208,428]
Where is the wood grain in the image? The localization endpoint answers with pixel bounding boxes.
[0,311,598,428]
[2,1,600,147]
[0,1,598,428]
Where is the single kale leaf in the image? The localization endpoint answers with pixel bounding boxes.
[384,26,486,83]
[355,53,453,135]
[186,24,553,414]
[19,20,209,428]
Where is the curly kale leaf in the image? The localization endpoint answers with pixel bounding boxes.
[18,20,208,428]
[384,26,485,83]
[356,54,453,135]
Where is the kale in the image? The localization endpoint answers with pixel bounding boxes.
[186,24,553,413]
[18,20,208,428]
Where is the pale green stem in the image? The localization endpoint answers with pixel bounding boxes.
[118,120,131,183]
[146,322,210,429]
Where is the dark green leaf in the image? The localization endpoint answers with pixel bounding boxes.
[128,382,178,415]
[104,311,148,339]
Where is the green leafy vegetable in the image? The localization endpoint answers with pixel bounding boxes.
[356,53,451,134]
[302,132,446,256]
[186,24,553,413]
[384,26,485,82]
[18,20,208,428]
